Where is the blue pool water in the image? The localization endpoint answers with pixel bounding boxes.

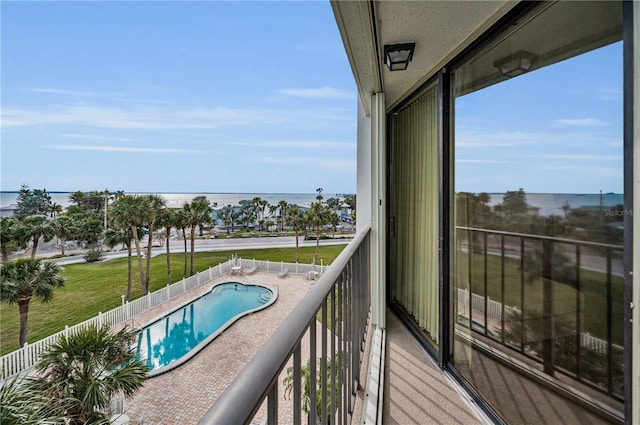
[136,282,274,375]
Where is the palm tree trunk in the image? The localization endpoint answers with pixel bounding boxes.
[1,245,9,264]
[295,227,300,263]
[144,226,154,293]
[18,300,30,346]
[190,225,196,276]
[31,236,39,258]
[127,243,133,301]
[131,224,146,294]
[315,225,320,264]
[166,230,172,285]
[182,228,188,278]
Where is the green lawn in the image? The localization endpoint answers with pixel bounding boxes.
[456,253,624,345]
[0,245,345,355]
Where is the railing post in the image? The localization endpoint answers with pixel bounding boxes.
[268,382,278,425]
[541,238,555,376]
[98,312,103,328]
[121,294,125,306]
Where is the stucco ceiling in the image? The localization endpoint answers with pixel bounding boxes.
[331,0,516,113]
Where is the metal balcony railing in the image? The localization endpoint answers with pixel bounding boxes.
[456,226,624,401]
[198,223,372,425]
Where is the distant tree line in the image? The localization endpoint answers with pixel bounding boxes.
[455,188,624,244]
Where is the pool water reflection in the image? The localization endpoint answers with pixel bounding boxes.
[136,282,275,376]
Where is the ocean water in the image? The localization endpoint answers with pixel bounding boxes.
[0,192,341,209]
[0,191,623,215]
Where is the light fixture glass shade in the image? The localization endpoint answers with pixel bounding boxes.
[493,50,538,77]
[384,43,415,71]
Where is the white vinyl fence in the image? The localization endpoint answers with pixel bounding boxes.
[456,288,622,354]
[1,257,326,380]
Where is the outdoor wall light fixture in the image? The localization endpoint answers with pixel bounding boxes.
[384,43,415,71]
[493,50,538,77]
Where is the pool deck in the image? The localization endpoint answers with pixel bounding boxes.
[125,271,314,425]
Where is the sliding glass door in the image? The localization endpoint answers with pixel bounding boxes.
[389,81,440,348]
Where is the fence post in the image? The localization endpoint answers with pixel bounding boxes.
[183,278,186,293]
[98,312,103,328]
[267,260,270,272]
[209,267,213,280]
[64,325,69,338]
[22,342,29,368]
[167,283,171,300]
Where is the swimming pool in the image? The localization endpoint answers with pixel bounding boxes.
[135,281,276,376]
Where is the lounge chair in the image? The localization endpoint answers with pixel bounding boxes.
[245,266,258,275]
[278,268,289,279]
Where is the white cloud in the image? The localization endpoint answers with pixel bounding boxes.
[556,118,608,126]
[245,156,354,171]
[455,159,504,163]
[46,145,202,154]
[60,134,137,142]
[228,140,354,150]
[531,154,620,161]
[278,87,353,99]
[2,104,353,131]
[28,87,100,97]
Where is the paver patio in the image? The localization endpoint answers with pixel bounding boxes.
[125,271,316,425]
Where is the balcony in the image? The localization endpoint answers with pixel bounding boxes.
[198,223,491,425]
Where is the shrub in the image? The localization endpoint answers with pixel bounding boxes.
[83,248,104,263]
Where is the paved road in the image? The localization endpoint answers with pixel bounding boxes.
[48,236,352,265]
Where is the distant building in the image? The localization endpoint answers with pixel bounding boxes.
[0,204,19,217]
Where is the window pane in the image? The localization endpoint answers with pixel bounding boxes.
[452,2,624,423]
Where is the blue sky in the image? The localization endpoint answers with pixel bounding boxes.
[1,1,357,194]
[1,2,624,196]
[455,41,623,194]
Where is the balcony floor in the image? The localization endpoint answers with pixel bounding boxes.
[383,310,486,425]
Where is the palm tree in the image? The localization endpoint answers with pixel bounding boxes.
[1,216,25,264]
[286,205,305,263]
[278,200,288,231]
[20,215,54,258]
[50,215,76,256]
[238,199,255,229]
[0,258,65,346]
[329,211,340,238]
[110,195,147,294]
[157,208,177,285]
[252,197,264,230]
[49,202,63,220]
[219,205,235,235]
[34,324,148,425]
[184,199,212,276]
[0,374,66,425]
[142,195,166,293]
[104,226,141,301]
[173,208,189,278]
[306,202,327,265]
